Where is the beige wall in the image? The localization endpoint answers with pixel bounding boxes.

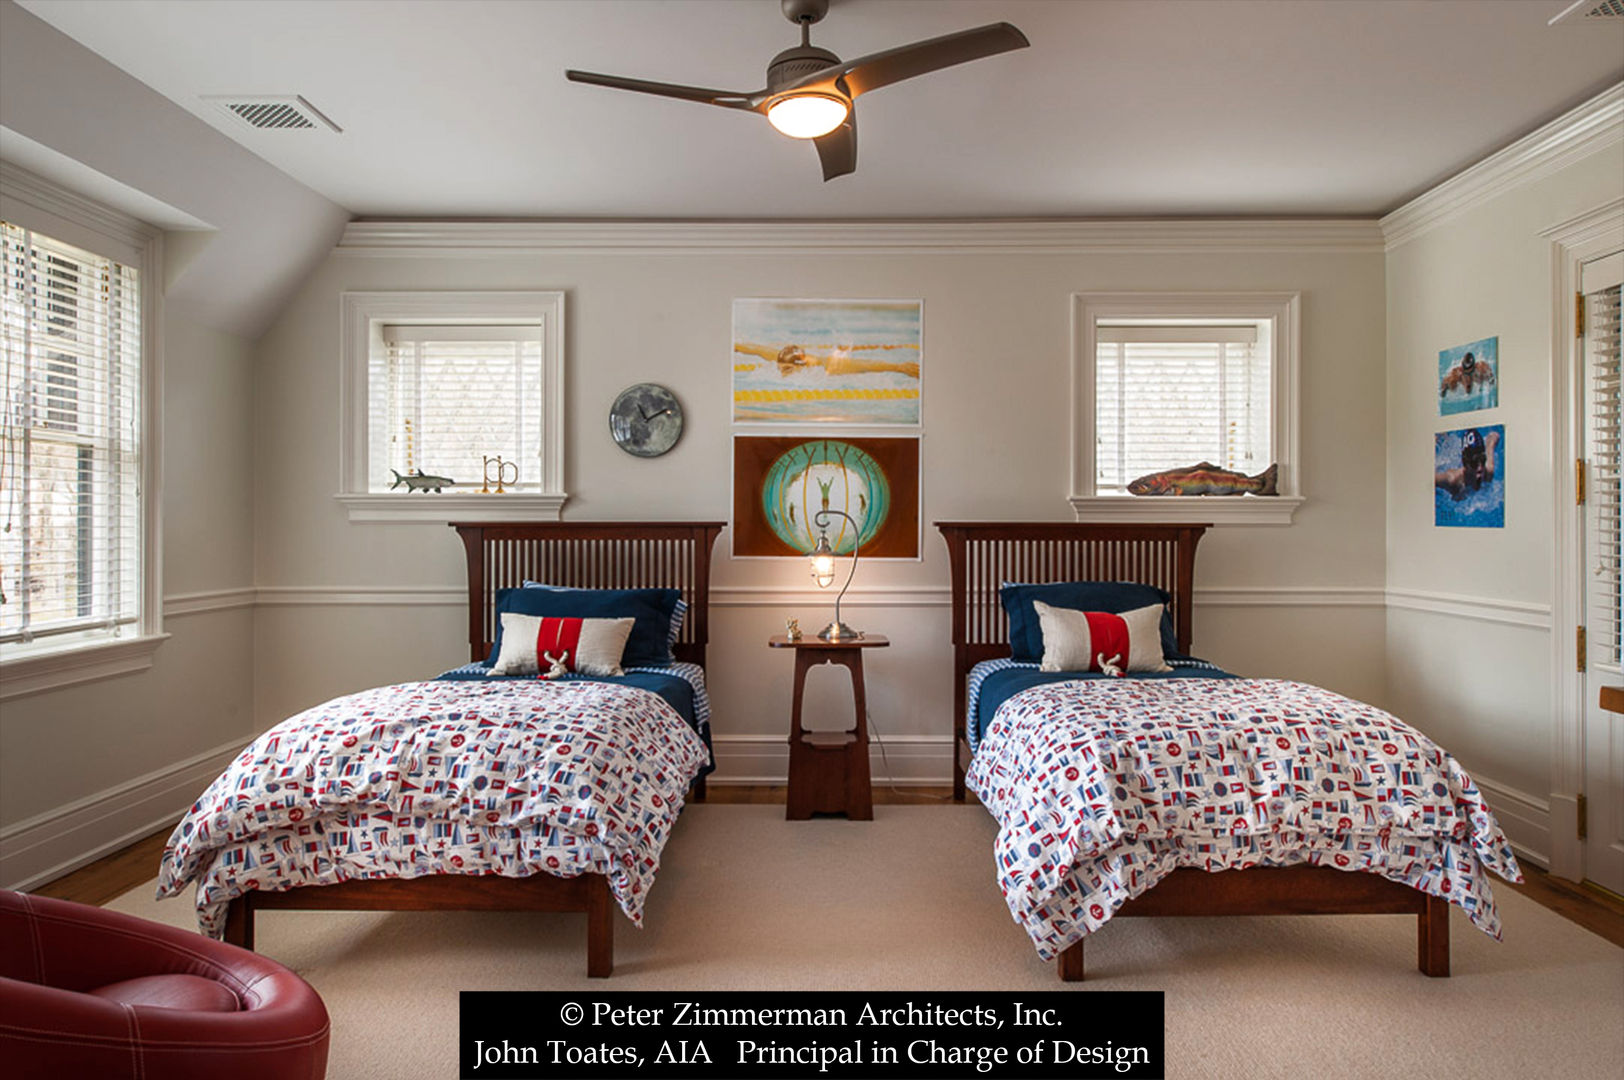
[251,234,1390,777]
[0,304,257,884]
[1384,145,1624,860]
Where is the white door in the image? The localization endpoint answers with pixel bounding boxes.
[1580,250,1624,896]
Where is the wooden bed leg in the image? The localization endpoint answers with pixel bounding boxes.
[1418,894,1450,978]
[1058,940,1085,982]
[586,878,613,978]
[223,897,254,951]
[691,775,707,803]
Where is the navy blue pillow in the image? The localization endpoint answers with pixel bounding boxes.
[1000,581,1178,663]
[491,587,683,667]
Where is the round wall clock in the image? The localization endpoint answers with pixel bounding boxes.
[608,383,684,457]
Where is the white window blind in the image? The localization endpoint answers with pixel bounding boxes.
[1095,323,1271,493]
[1586,279,1621,665]
[368,324,543,493]
[0,222,142,646]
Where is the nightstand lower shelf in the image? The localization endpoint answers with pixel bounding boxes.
[770,634,888,821]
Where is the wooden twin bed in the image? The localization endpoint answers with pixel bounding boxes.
[937,521,1451,982]
[221,520,724,978]
[213,517,1467,985]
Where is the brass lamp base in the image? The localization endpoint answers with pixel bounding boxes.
[817,621,860,641]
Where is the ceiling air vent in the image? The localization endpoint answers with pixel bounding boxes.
[202,95,341,133]
[1549,0,1624,23]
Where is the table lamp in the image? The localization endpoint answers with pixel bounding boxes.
[808,508,862,640]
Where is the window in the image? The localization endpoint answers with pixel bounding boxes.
[1583,263,1621,666]
[1071,293,1302,525]
[371,325,543,492]
[0,170,163,695]
[339,292,565,521]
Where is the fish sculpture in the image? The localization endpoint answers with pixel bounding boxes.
[1127,462,1278,497]
[389,468,455,493]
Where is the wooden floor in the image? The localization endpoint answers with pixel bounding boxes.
[31,785,1624,949]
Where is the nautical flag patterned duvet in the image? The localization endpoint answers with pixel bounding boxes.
[968,678,1522,961]
[158,679,710,938]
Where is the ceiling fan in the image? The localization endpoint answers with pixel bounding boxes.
[565,0,1029,181]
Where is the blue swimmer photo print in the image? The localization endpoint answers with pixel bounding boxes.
[1434,424,1504,528]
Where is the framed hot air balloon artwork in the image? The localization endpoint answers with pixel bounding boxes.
[731,435,920,558]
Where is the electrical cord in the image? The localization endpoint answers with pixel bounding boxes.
[866,708,951,801]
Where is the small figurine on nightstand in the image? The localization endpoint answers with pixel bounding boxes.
[785,617,802,642]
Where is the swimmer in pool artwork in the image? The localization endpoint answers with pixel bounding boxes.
[733,341,920,379]
[1435,426,1504,528]
[1437,336,1499,416]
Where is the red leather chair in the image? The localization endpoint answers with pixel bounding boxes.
[0,890,329,1079]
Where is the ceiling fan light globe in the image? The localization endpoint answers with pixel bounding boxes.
[767,94,848,139]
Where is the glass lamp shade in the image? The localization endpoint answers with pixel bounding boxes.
[766,94,849,139]
[810,535,837,588]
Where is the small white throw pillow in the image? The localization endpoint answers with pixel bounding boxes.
[1032,600,1171,674]
[488,612,634,677]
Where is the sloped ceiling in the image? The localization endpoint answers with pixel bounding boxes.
[0,1,349,338]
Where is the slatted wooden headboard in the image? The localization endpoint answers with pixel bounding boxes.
[934,521,1208,798]
[452,522,726,667]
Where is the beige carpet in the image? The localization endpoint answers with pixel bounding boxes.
[110,804,1623,1080]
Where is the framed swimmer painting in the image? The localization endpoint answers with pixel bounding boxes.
[1438,335,1498,415]
[732,298,923,425]
[1435,424,1505,528]
[732,434,921,558]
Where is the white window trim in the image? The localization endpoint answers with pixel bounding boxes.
[338,291,567,522]
[1069,291,1303,525]
[0,162,166,697]
[1542,195,1624,881]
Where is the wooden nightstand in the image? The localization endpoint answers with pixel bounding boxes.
[769,634,889,820]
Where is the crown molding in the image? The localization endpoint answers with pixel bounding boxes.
[1381,82,1624,251]
[337,218,1385,257]
[0,160,160,251]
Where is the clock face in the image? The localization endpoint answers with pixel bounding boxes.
[609,383,683,457]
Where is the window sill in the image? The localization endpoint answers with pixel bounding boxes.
[1068,494,1305,526]
[0,633,170,702]
[336,492,568,523]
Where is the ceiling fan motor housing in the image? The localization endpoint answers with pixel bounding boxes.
[767,44,842,91]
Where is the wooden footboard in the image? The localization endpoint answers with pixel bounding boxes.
[1053,866,1450,982]
[224,873,616,977]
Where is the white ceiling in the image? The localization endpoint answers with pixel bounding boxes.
[16,0,1624,220]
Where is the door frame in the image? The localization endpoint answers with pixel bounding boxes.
[1543,196,1624,881]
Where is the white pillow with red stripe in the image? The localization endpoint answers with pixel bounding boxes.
[487,612,635,677]
[1032,600,1171,675]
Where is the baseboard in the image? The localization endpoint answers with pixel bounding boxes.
[1474,775,1552,871]
[0,737,246,891]
[708,734,954,786]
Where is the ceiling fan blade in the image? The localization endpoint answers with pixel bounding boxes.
[565,69,761,111]
[793,22,1029,99]
[814,112,856,182]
